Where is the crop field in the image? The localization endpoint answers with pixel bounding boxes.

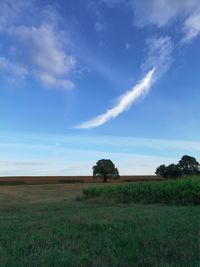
[83,176,200,205]
[0,181,200,267]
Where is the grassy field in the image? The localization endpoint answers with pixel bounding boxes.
[0,183,199,267]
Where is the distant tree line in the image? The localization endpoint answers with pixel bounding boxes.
[156,155,200,179]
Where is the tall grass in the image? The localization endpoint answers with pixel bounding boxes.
[83,176,200,205]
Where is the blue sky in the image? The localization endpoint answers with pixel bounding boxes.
[0,0,200,175]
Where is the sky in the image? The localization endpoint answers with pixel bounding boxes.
[0,0,200,176]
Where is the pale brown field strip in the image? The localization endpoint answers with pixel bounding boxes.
[0,175,162,185]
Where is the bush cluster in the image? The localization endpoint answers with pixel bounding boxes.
[156,155,200,179]
[83,177,200,205]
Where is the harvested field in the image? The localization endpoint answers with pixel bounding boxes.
[0,183,102,204]
[0,175,162,185]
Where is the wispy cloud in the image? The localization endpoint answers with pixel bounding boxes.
[0,0,76,90]
[0,56,28,82]
[1,132,200,176]
[0,0,32,31]
[76,67,155,129]
[8,24,75,90]
[131,0,199,27]
[142,36,173,78]
[102,0,200,43]
[131,0,200,43]
[182,11,200,43]
[88,1,105,33]
[0,154,175,176]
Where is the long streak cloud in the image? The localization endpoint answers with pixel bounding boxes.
[76,67,156,129]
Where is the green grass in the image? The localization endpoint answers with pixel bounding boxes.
[0,183,199,266]
[83,176,200,205]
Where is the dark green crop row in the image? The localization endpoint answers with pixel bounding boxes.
[83,176,200,205]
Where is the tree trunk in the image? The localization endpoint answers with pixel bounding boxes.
[103,175,107,182]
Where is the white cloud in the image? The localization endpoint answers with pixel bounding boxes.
[39,73,75,90]
[0,0,32,31]
[0,1,76,90]
[0,56,28,82]
[102,0,200,42]
[142,36,173,78]
[182,12,200,42]
[132,0,199,27]
[131,0,200,42]
[76,67,155,129]
[7,24,76,90]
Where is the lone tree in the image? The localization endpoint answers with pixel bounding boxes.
[178,155,200,176]
[93,159,119,182]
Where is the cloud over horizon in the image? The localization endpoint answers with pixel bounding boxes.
[2,133,200,176]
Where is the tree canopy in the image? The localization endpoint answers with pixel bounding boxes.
[178,155,200,176]
[93,159,119,182]
[155,164,168,179]
[155,164,181,179]
[155,155,200,179]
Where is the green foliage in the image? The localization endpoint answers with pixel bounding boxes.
[155,164,168,178]
[83,177,200,205]
[156,164,181,179]
[156,155,200,179]
[178,155,200,176]
[93,159,119,182]
[166,163,182,179]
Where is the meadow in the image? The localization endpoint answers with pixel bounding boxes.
[0,181,199,266]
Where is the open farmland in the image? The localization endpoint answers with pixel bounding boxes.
[0,175,161,185]
[0,181,199,267]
